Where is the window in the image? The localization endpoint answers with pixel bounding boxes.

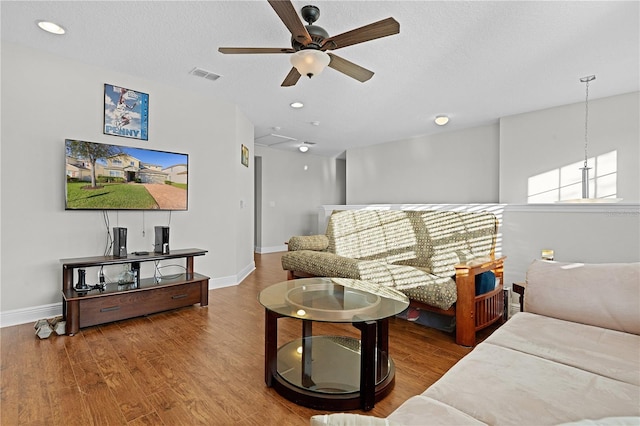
[528,150,618,203]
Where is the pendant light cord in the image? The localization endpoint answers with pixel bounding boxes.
[583,78,590,168]
[581,75,595,168]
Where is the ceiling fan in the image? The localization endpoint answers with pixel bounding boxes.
[218,0,400,87]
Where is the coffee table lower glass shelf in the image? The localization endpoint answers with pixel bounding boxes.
[277,336,392,394]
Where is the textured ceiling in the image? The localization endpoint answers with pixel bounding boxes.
[2,1,638,157]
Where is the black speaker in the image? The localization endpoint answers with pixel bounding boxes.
[75,268,89,292]
[113,227,127,258]
[154,226,170,254]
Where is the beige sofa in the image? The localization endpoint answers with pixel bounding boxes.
[282,209,506,346]
[311,260,640,426]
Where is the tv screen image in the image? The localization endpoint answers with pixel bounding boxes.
[65,139,188,211]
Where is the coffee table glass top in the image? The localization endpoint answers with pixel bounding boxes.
[259,277,409,322]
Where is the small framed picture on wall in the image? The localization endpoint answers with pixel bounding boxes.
[241,144,249,167]
[103,83,149,140]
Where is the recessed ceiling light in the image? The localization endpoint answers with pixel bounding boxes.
[434,115,449,126]
[290,102,304,109]
[36,20,66,35]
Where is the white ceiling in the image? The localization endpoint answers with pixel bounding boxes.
[2,1,638,157]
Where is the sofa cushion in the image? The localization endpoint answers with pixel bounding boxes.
[310,413,398,426]
[327,210,426,265]
[485,312,640,386]
[386,395,486,425]
[398,275,458,310]
[281,251,361,279]
[325,210,498,277]
[422,342,640,425]
[283,250,458,310]
[525,260,640,334]
[557,418,640,426]
[420,210,497,278]
[354,261,457,310]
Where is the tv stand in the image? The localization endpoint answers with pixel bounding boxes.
[61,248,209,336]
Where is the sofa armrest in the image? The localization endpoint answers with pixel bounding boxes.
[454,256,505,277]
[512,282,526,312]
[454,256,506,346]
[287,234,329,251]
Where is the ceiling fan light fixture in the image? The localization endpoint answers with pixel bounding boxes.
[299,145,309,153]
[434,115,449,126]
[290,49,330,79]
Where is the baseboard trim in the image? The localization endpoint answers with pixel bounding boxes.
[1,302,63,328]
[209,260,255,289]
[255,245,287,254]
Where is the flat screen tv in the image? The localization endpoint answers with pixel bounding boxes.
[65,139,188,211]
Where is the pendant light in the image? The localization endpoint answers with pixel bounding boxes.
[558,75,621,203]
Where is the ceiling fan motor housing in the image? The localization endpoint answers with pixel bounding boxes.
[292,24,328,51]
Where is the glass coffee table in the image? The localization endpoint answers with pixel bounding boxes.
[258,277,409,411]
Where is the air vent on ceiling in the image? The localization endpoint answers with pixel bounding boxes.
[189,67,222,82]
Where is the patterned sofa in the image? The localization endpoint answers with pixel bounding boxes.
[281,209,506,346]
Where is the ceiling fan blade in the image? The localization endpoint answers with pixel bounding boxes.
[218,47,295,54]
[327,53,374,83]
[322,17,400,51]
[268,0,312,46]
[281,67,301,87]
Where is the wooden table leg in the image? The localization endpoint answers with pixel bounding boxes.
[264,309,280,386]
[301,320,315,388]
[199,279,209,306]
[354,320,377,411]
[377,318,389,380]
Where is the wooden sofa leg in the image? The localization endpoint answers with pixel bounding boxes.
[455,273,476,347]
[287,270,294,280]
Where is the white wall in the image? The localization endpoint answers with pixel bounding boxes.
[0,42,254,323]
[337,92,640,292]
[254,145,345,252]
[345,124,500,204]
[502,204,640,287]
[234,113,256,282]
[500,92,640,203]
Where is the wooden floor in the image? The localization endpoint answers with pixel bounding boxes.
[1,252,500,425]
